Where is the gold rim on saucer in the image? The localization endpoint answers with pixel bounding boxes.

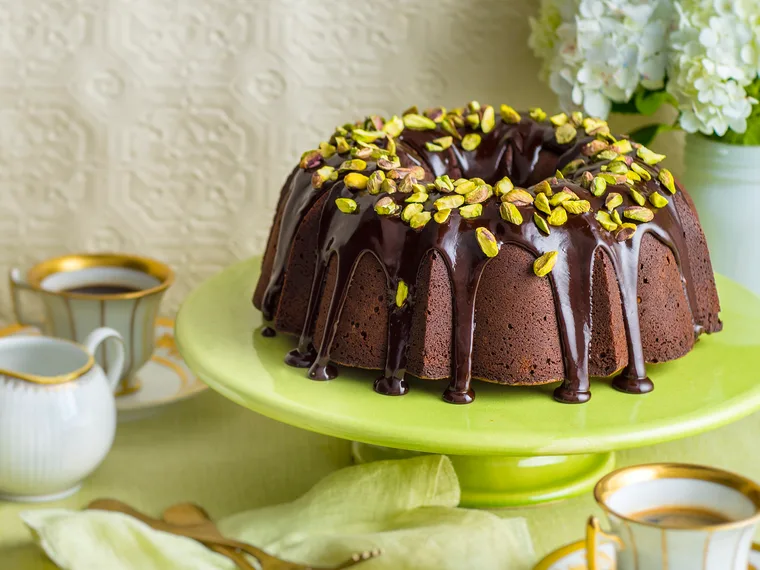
[24,253,174,301]
[594,463,760,532]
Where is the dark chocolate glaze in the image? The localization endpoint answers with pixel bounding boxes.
[261,326,276,337]
[260,117,703,404]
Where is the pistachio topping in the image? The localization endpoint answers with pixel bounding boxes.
[401,203,424,222]
[500,202,523,225]
[405,191,428,203]
[335,197,357,214]
[465,184,492,204]
[425,107,446,123]
[658,168,676,194]
[615,223,637,241]
[381,178,397,194]
[434,209,451,224]
[596,149,619,162]
[611,209,623,226]
[460,204,482,219]
[344,172,369,190]
[375,196,399,216]
[481,105,496,133]
[339,159,367,172]
[441,117,462,140]
[629,188,645,206]
[649,191,669,208]
[549,112,568,127]
[434,194,464,211]
[366,170,385,194]
[403,113,436,130]
[547,207,568,226]
[434,174,455,192]
[608,161,628,175]
[631,162,652,181]
[334,136,351,154]
[533,251,558,277]
[595,210,618,232]
[319,141,336,159]
[529,107,547,122]
[461,133,482,151]
[549,189,572,206]
[579,170,593,189]
[494,176,514,196]
[454,180,476,195]
[466,113,480,129]
[636,145,666,165]
[591,176,607,197]
[399,174,418,194]
[395,280,408,307]
[382,115,404,137]
[409,211,432,230]
[425,136,453,153]
[300,150,322,169]
[312,165,337,189]
[503,188,534,206]
[475,227,500,258]
[563,199,591,215]
[611,139,632,154]
[377,156,401,170]
[624,206,654,223]
[555,123,577,144]
[582,139,608,156]
[534,213,551,235]
[500,104,521,124]
[352,129,385,144]
[535,191,552,214]
[582,116,607,134]
[561,158,586,176]
[598,172,618,185]
[626,170,641,182]
[605,192,623,211]
[468,100,481,113]
[531,179,553,196]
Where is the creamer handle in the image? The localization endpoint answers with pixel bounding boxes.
[84,327,125,393]
[9,268,45,329]
[585,516,623,570]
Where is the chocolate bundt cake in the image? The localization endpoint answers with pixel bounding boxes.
[253,102,722,404]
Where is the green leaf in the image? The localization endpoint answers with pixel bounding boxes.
[628,123,677,146]
[610,100,639,115]
[634,88,676,116]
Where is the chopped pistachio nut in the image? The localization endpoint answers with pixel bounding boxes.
[339,159,367,172]
[582,140,608,156]
[434,209,451,224]
[403,113,436,130]
[441,117,462,140]
[591,176,607,197]
[596,149,619,162]
[375,196,399,216]
[319,141,336,159]
[611,139,632,154]
[466,113,480,129]
[658,168,676,194]
[615,223,637,241]
[549,113,568,127]
[555,169,565,180]
[595,211,618,232]
[500,202,523,225]
[570,111,584,125]
[563,200,591,215]
[580,171,594,189]
[535,192,552,214]
[649,191,669,208]
[434,194,465,211]
[410,211,432,230]
[344,172,369,190]
[468,100,481,113]
[534,212,551,235]
[582,116,607,134]
[377,156,401,170]
[549,190,573,206]
[547,207,568,226]
[629,188,645,206]
[460,204,482,219]
[555,123,577,144]
[607,161,628,175]
[598,172,618,185]
[494,176,514,196]
[425,107,446,123]
[434,174,455,192]
[630,162,652,181]
[453,178,468,186]
[405,191,428,203]
[605,192,623,211]
[461,133,482,151]
[398,174,417,194]
[454,180,477,195]
[503,188,534,207]
[531,179,553,196]
[500,104,521,124]
[637,145,666,165]
[352,129,385,144]
[353,146,373,160]
[382,115,404,137]
[381,178,397,194]
[533,251,558,277]
[481,105,496,133]
[335,136,351,154]
[425,136,453,153]
[401,203,424,222]
[475,227,499,257]
[611,209,623,226]
[465,184,492,204]
[529,107,547,122]
[366,170,386,194]
[624,206,654,223]
[300,150,322,169]
[395,280,408,307]
[312,165,337,189]
[335,197,357,214]
[626,170,641,183]
[402,105,419,116]
[561,159,586,176]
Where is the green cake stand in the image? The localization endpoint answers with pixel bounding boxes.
[175,257,760,508]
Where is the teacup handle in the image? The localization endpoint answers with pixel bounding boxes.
[9,268,45,329]
[585,516,623,570]
[84,327,126,393]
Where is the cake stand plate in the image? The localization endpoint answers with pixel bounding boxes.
[175,258,760,508]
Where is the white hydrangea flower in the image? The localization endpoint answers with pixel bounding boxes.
[667,0,760,136]
[529,0,672,119]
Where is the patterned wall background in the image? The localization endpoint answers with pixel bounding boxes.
[0,0,683,321]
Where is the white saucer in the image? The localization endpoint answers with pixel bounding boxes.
[534,539,760,569]
[0,318,207,422]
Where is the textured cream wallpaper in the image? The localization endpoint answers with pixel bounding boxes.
[0,0,683,320]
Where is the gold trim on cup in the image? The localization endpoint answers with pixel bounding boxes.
[0,338,94,385]
[25,253,174,301]
[594,463,760,532]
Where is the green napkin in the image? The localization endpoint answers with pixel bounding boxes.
[21,456,535,570]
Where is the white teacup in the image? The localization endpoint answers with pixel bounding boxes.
[587,463,760,569]
[10,253,173,395]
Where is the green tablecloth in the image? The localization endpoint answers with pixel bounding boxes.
[2,390,760,568]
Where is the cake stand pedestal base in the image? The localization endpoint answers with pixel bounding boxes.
[351,442,615,508]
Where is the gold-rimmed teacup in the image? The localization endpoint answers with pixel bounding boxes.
[9,253,174,395]
[586,463,760,569]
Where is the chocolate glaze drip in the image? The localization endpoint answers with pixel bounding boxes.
[262,118,703,404]
[261,326,276,338]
